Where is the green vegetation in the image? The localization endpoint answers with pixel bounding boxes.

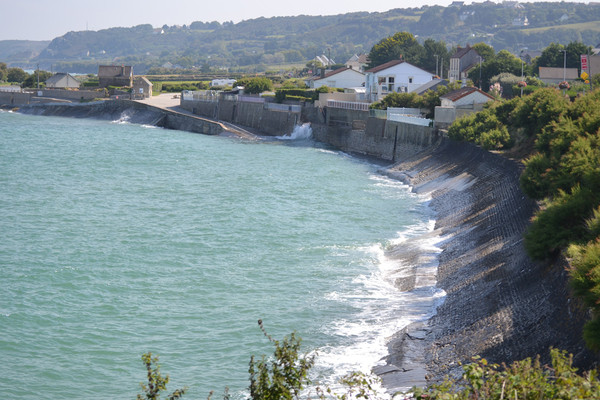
[233,77,274,94]
[3,2,598,74]
[412,349,600,399]
[137,353,187,400]
[370,82,460,119]
[447,87,600,349]
[139,324,600,400]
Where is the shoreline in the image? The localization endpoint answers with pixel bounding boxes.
[376,138,596,394]
[6,100,597,392]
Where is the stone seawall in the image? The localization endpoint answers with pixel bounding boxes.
[17,100,226,136]
[310,107,440,161]
[377,139,596,393]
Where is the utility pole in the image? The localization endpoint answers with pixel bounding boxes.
[434,54,439,77]
[561,49,567,81]
[36,63,39,89]
[479,56,482,89]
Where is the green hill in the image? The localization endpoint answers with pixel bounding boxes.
[2,2,600,74]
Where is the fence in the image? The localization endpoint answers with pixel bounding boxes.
[387,107,420,118]
[182,90,219,102]
[387,114,432,126]
[327,100,370,111]
[265,103,301,112]
[238,95,265,104]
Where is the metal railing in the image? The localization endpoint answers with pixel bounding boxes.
[265,103,301,112]
[387,107,421,117]
[326,100,370,111]
[387,114,432,126]
[182,90,219,102]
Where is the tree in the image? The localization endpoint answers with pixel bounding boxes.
[0,62,7,81]
[532,42,565,72]
[471,42,495,62]
[234,77,273,94]
[22,70,53,88]
[249,320,315,400]
[421,38,450,76]
[137,353,187,400]
[367,31,423,68]
[7,67,28,84]
[469,50,522,92]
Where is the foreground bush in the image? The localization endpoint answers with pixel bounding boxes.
[411,348,600,400]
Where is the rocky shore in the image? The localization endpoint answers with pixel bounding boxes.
[376,138,597,394]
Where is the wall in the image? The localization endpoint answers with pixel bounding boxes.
[0,92,31,106]
[311,106,438,161]
[33,89,106,101]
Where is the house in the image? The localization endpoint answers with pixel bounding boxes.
[312,54,335,68]
[98,65,133,88]
[538,67,579,84]
[584,54,600,77]
[308,67,365,89]
[345,54,369,72]
[449,45,482,82]
[133,76,153,99]
[440,86,494,108]
[45,73,80,89]
[512,16,529,26]
[364,59,435,102]
[435,86,495,127]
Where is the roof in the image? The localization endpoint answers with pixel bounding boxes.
[134,76,153,85]
[365,59,405,73]
[451,45,477,59]
[413,79,448,95]
[317,67,364,80]
[440,86,495,102]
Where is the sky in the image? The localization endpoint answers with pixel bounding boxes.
[0,0,592,41]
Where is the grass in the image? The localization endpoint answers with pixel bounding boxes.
[521,20,600,33]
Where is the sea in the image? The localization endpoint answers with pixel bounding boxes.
[0,110,445,399]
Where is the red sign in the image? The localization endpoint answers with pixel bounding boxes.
[581,54,588,70]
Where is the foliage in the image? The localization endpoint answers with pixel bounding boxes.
[370,82,459,118]
[468,49,525,91]
[275,88,318,103]
[367,31,423,68]
[234,77,274,94]
[448,107,513,150]
[411,349,600,399]
[249,320,315,400]
[0,62,7,81]
[7,67,28,84]
[22,70,53,88]
[137,352,187,400]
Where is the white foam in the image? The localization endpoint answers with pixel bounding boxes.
[276,123,313,140]
[312,207,446,395]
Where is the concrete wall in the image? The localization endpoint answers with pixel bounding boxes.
[213,99,300,136]
[33,89,106,101]
[312,106,439,161]
[0,92,31,106]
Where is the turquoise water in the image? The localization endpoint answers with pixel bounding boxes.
[0,111,439,399]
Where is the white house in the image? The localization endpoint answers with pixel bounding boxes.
[440,86,494,108]
[45,73,80,89]
[364,59,435,102]
[309,67,365,89]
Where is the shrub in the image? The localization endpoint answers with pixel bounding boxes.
[412,349,600,399]
[137,352,187,400]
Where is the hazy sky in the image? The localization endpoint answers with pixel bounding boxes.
[0,0,592,41]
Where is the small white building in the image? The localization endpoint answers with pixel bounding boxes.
[440,86,494,108]
[45,73,80,89]
[309,67,365,89]
[364,59,435,102]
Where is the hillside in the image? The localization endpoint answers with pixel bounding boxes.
[2,2,600,74]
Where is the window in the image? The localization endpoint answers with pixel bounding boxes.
[409,77,413,84]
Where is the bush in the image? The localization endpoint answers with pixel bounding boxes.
[412,349,600,399]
